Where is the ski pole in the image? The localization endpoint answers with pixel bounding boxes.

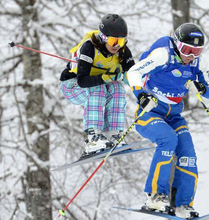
[8,42,110,71]
[8,42,77,63]
[57,110,146,218]
[186,80,209,115]
[196,92,209,115]
[103,110,145,161]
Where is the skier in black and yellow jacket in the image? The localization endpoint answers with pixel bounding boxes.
[60,14,135,155]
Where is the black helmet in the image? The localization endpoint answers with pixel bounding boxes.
[174,23,204,46]
[99,14,127,38]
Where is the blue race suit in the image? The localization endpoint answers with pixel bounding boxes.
[131,36,209,207]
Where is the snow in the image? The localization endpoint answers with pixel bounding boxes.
[1,0,209,219]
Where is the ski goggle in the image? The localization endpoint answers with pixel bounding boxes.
[176,41,204,57]
[107,36,126,47]
[99,32,126,47]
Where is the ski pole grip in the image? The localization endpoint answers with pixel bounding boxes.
[9,42,16,47]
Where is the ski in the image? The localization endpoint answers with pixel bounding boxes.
[52,140,154,171]
[113,206,209,220]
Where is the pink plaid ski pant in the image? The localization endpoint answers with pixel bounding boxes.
[60,78,126,131]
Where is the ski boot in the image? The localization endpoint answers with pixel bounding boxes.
[175,205,199,219]
[106,130,126,147]
[83,128,113,156]
[144,193,174,214]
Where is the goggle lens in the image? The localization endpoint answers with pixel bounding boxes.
[107,37,126,47]
[177,41,203,57]
[180,44,203,57]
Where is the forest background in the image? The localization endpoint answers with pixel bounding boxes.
[1,0,209,219]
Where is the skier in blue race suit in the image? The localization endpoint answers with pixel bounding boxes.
[127,23,209,219]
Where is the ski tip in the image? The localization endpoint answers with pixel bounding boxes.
[51,168,59,172]
[51,166,66,172]
[51,165,67,171]
[9,42,15,47]
[112,206,119,209]
[112,206,127,210]
[51,162,76,171]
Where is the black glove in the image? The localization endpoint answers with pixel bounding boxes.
[138,92,158,112]
[60,62,76,81]
[193,81,206,94]
[186,80,206,95]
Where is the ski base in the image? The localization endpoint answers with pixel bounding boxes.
[113,206,209,220]
[52,140,154,171]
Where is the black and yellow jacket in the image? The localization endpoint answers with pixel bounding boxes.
[60,30,135,88]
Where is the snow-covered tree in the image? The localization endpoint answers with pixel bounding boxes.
[1,0,209,220]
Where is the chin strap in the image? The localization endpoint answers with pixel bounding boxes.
[174,55,183,63]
